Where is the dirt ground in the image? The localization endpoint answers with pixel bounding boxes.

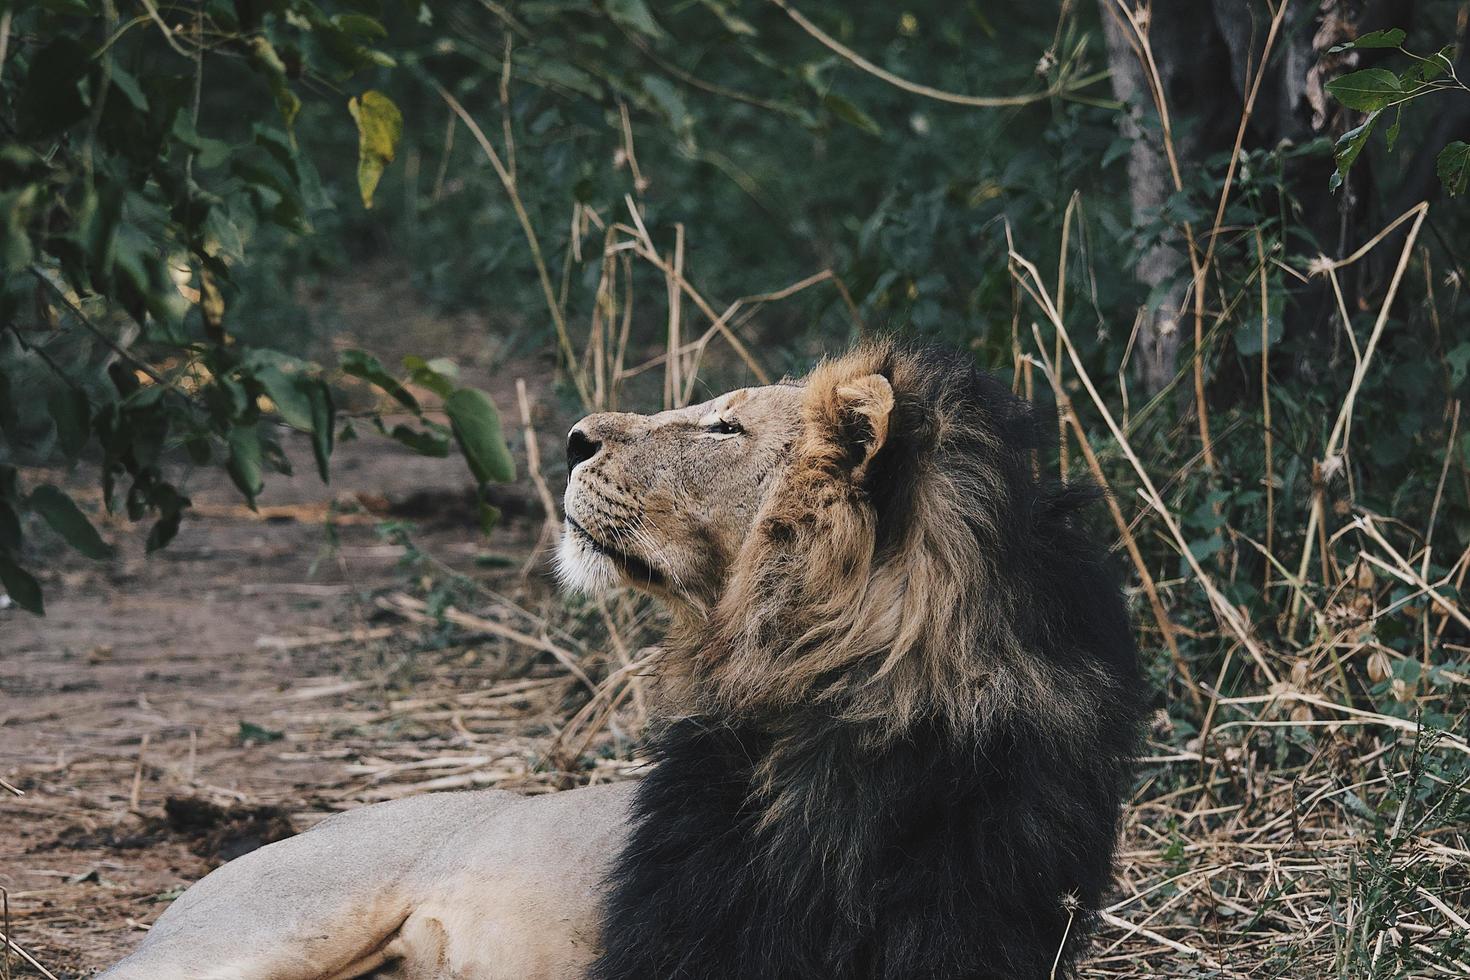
[1,271,639,978]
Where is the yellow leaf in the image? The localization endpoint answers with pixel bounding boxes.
[348,91,403,209]
[200,265,226,341]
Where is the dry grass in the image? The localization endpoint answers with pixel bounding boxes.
[1006,197,1469,975]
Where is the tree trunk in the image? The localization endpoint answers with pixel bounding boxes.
[1098,0,1414,396]
[1099,1,1240,396]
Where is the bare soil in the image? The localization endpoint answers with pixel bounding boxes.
[1,270,622,978]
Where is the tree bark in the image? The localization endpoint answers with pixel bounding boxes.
[1098,0,1414,396]
[1099,1,1240,396]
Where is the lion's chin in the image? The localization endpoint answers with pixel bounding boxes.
[555,526,621,596]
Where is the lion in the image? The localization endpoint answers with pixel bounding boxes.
[100,342,1146,980]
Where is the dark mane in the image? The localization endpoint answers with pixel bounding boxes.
[592,343,1148,979]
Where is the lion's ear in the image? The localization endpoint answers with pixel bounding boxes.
[832,373,894,477]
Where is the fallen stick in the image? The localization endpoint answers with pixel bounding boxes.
[0,928,60,980]
[1097,911,1229,974]
[255,627,399,650]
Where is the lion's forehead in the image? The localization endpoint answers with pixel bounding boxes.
[635,384,801,432]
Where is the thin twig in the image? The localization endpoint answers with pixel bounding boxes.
[1008,227,1278,684]
[1255,228,1275,596]
[1288,203,1429,627]
[380,592,596,694]
[516,378,562,578]
[771,0,1110,107]
[433,81,592,407]
[1190,0,1291,470]
[0,929,58,980]
[129,732,149,811]
[1027,341,1201,711]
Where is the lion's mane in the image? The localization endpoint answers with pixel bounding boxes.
[592,343,1148,979]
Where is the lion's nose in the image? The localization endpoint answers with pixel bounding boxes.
[567,427,602,470]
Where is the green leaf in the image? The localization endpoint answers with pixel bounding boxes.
[643,77,692,135]
[445,388,516,484]
[519,55,603,100]
[244,353,335,483]
[1188,534,1225,561]
[238,720,284,744]
[387,422,451,457]
[17,39,91,138]
[107,63,149,112]
[1339,790,1378,822]
[1437,142,1470,197]
[606,0,668,39]
[0,500,19,551]
[29,485,113,560]
[78,181,123,288]
[248,353,316,430]
[145,484,190,553]
[1444,342,1470,387]
[332,13,387,38]
[403,355,456,399]
[0,554,44,615]
[1406,45,1456,83]
[1327,28,1405,53]
[0,186,40,272]
[823,94,882,136]
[308,381,335,484]
[473,499,502,537]
[485,499,508,537]
[1325,69,1402,112]
[147,508,184,552]
[1235,275,1284,356]
[698,0,756,35]
[348,91,403,209]
[227,424,264,507]
[47,386,90,459]
[248,37,302,129]
[171,111,232,170]
[1329,109,1380,192]
[261,430,293,477]
[341,349,419,411]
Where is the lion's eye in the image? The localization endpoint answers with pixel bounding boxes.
[705,418,743,436]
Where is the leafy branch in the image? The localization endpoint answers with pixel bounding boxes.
[0,2,514,615]
[1326,28,1469,196]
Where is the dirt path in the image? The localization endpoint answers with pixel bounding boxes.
[0,271,637,978]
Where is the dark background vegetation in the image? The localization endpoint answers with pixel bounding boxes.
[3,0,1469,975]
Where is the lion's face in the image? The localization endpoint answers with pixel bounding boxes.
[557,384,806,609]
[557,343,1134,741]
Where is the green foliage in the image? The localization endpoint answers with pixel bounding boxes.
[0,0,512,614]
[237,720,285,745]
[28,484,114,560]
[1325,30,1467,191]
[445,388,517,485]
[1326,68,1405,111]
[1437,140,1470,197]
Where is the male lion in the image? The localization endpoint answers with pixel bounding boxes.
[101,342,1146,980]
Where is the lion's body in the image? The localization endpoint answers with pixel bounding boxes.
[101,342,1146,980]
[100,783,633,980]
